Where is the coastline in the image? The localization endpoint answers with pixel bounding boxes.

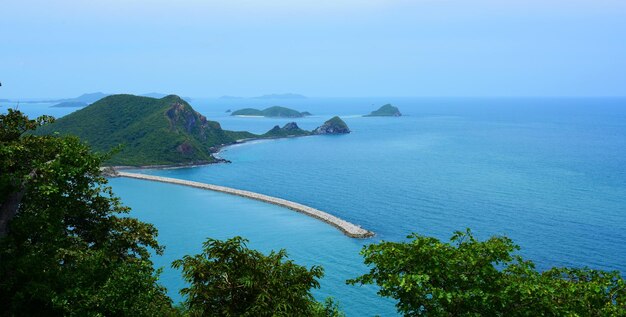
[113,171,375,239]
[105,160,225,171]
[106,134,313,171]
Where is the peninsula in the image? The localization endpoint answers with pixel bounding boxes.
[36,94,242,166]
[365,104,402,117]
[115,171,374,238]
[231,106,311,118]
[36,94,350,167]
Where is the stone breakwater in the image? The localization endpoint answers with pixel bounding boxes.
[115,172,375,239]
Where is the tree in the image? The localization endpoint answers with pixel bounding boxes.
[0,109,175,316]
[348,229,626,316]
[173,236,344,317]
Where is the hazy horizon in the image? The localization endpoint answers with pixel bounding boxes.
[2,0,626,99]
[6,93,626,102]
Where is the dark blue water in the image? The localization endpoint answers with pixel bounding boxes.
[9,97,626,316]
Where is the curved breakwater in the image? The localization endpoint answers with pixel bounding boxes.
[115,171,374,238]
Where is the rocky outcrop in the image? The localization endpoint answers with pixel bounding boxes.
[313,116,350,135]
[282,122,300,131]
[176,141,195,155]
[165,98,228,142]
[264,122,311,137]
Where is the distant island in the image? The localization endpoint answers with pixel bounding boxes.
[365,104,402,117]
[219,95,244,100]
[231,106,311,118]
[51,101,88,108]
[219,93,307,100]
[253,93,307,100]
[141,92,192,102]
[140,92,169,99]
[70,92,110,104]
[4,92,110,104]
[36,94,347,166]
[6,92,193,105]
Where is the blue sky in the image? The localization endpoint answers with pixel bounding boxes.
[1,0,625,98]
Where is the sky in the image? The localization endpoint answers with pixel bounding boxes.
[1,0,625,98]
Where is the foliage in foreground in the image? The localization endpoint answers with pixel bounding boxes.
[0,109,175,316]
[349,229,626,316]
[173,236,344,317]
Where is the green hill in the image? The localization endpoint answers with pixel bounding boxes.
[231,106,311,118]
[37,94,242,166]
[364,104,402,117]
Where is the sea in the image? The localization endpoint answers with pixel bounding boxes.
[7,97,626,316]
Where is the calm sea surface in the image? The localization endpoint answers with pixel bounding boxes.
[9,97,626,316]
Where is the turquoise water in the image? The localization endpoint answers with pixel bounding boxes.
[107,178,395,315]
[9,97,626,316]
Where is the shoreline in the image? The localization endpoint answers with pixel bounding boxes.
[106,134,313,171]
[113,171,375,239]
[104,139,254,171]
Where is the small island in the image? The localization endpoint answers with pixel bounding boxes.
[313,116,350,135]
[364,104,402,117]
[231,106,311,118]
[51,101,88,108]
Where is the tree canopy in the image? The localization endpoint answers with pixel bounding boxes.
[0,109,175,316]
[173,236,343,317]
[348,229,626,316]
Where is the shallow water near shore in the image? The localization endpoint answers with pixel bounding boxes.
[107,177,395,315]
[9,97,626,316]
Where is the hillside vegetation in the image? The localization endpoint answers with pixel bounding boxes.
[36,94,241,166]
